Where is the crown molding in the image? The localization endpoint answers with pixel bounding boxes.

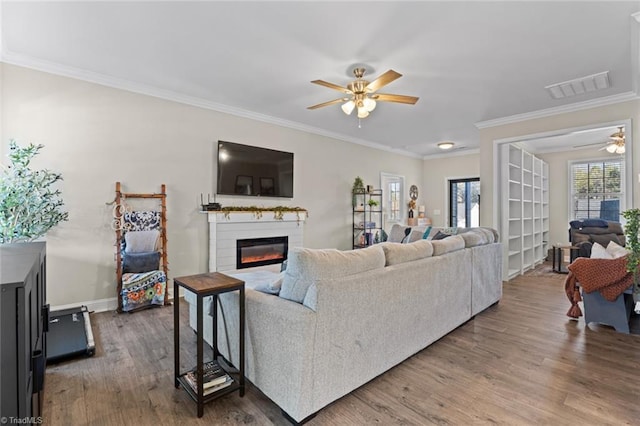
[0,50,423,159]
[474,91,640,129]
[422,148,480,160]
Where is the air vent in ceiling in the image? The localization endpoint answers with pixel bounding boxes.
[545,71,610,99]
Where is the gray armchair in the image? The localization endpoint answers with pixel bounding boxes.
[568,219,625,261]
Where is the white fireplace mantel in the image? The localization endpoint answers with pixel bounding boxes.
[206,210,307,272]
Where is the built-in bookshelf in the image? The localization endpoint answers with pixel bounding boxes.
[501,145,549,280]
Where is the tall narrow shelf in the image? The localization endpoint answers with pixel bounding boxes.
[501,145,549,280]
[352,189,383,249]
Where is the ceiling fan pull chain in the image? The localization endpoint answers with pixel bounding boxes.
[358,118,362,129]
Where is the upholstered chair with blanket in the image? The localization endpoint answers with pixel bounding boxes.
[568,219,625,261]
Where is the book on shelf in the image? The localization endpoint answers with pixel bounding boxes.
[185,373,233,396]
[185,360,232,392]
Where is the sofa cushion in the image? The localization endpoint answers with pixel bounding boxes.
[590,233,622,247]
[431,235,465,256]
[460,231,486,248]
[279,246,386,303]
[380,240,434,266]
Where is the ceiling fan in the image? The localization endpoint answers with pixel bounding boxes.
[573,126,625,154]
[307,67,419,120]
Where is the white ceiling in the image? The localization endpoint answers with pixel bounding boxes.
[2,1,639,158]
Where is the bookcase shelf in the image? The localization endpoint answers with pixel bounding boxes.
[352,189,384,249]
[501,145,549,280]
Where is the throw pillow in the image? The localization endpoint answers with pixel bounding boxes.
[400,227,412,244]
[122,251,160,273]
[431,230,451,240]
[590,242,613,259]
[388,224,408,243]
[422,226,432,240]
[606,240,629,259]
[253,272,285,295]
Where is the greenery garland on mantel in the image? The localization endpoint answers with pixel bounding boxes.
[219,206,308,221]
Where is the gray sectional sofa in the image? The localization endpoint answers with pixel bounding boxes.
[185,227,502,423]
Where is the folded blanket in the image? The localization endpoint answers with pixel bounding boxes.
[125,230,159,253]
[564,256,633,318]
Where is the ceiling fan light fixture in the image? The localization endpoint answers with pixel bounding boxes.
[362,97,376,112]
[606,144,618,153]
[357,107,369,119]
[438,141,455,150]
[341,100,355,115]
[617,145,625,154]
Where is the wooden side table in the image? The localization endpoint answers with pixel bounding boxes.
[173,272,245,417]
[552,245,579,273]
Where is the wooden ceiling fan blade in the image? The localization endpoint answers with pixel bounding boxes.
[311,80,352,94]
[366,70,402,93]
[307,98,347,110]
[373,93,420,104]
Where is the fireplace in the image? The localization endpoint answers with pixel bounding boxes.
[236,236,288,270]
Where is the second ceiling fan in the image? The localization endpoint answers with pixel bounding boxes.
[307,67,419,119]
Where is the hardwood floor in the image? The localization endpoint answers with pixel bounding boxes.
[43,263,640,425]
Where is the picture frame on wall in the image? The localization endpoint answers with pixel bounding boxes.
[235,175,253,195]
[260,177,275,196]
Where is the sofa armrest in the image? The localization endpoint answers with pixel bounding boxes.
[216,289,317,422]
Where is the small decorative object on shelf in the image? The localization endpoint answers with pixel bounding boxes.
[352,176,365,207]
[352,188,383,249]
[201,194,222,211]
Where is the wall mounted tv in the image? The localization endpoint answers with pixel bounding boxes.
[217,141,294,198]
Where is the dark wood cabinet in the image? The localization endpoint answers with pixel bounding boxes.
[0,242,48,418]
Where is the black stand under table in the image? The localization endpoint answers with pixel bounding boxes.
[173,272,245,417]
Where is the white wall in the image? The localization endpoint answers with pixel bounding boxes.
[1,64,423,307]
[479,100,640,231]
[538,147,627,246]
[422,153,480,227]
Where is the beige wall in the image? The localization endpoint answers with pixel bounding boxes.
[422,153,480,227]
[1,64,423,306]
[537,147,620,245]
[479,100,640,231]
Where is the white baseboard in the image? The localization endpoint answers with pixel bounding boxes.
[51,297,118,313]
[50,293,178,314]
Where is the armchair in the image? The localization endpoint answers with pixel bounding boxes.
[568,219,625,261]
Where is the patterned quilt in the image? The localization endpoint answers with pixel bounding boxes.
[121,270,166,312]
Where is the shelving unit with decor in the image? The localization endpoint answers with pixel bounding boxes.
[501,144,549,280]
[352,189,383,249]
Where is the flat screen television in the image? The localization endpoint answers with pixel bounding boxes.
[217,141,294,198]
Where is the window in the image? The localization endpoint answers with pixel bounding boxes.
[449,178,480,227]
[380,173,405,224]
[570,159,624,221]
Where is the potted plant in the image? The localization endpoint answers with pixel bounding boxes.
[621,208,640,313]
[367,199,379,208]
[352,176,365,208]
[0,141,69,243]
